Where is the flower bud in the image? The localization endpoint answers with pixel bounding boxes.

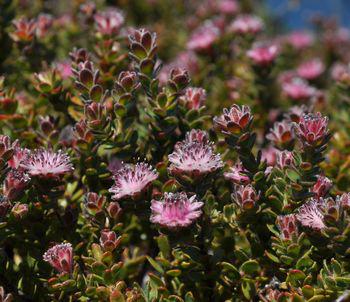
[84,192,106,215]
[168,68,190,92]
[179,87,206,110]
[266,120,295,150]
[224,161,250,185]
[276,150,294,169]
[276,214,299,241]
[311,176,332,199]
[36,13,53,39]
[232,184,259,210]
[3,170,30,201]
[100,229,121,252]
[10,18,37,43]
[129,28,157,61]
[107,201,122,220]
[11,203,29,219]
[43,243,73,274]
[74,120,94,147]
[84,102,109,131]
[94,9,124,36]
[69,48,90,66]
[114,71,139,94]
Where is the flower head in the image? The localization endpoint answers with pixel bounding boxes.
[337,192,350,209]
[276,214,299,240]
[232,184,259,210]
[224,161,250,185]
[286,31,313,50]
[312,176,332,199]
[10,18,37,42]
[21,149,73,178]
[284,105,309,123]
[150,192,203,229]
[43,243,73,274]
[297,59,325,80]
[229,15,263,35]
[213,104,252,135]
[266,120,295,149]
[282,78,315,101]
[180,87,206,110]
[94,9,124,36]
[109,162,158,201]
[247,44,278,66]
[294,112,330,147]
[296,200,325,230]
[169,132,223,177]
[187,21,220,52]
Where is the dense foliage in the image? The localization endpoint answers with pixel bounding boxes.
[1,0,350,301]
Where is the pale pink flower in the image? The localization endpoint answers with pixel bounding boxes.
[261,146,278,166]
[216,0,239,15]
[180,87,206,110]
[224,161,250,185]
[150,192,203,229]
[187,21,220,52]
[297,59,325,80]
[109,162,158,200]
[94,9,124,36]
[229,15,263,35]
[36,13,53,39]
[247,45,278,66]
[20,149,73,178]
[276,214,299,240]
[43,243,73,274]
[282,78,316,101]
[55,61,73,79]
[182,129,209,145]
[312,176,332,199]
[296,200,325,230]
[286,31,313,50]
[168,133,223,177]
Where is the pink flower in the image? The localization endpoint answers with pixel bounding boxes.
[213,104,252,135]
[187,21,220,52]
[232,184,259,210]
[276,214,299,240]
[261,146,278,166]
[266,120,295,149]
[330,63,350,83]
[180,87,206,110]
[286,31,313,50]
[100,229,121,252]
[294,113,330,147]
[247,45,278,66]
[55,61,73,79]
[312,176,332,199]
[36,13,53,39]
[276,150,294,169]
[297,59,325,80]
[109,162,158,201]
[282,78,315,101]
[216,0,239,15]
[150,192,203,229]
[43,243,73,274]
[296,200,325,230]
[20,149,73,178]
[284,105,310,123]
[94,9,124,36]
[3,170,30,201]
[168,132,223,177]
[229,15,263,35]
[224,161,250,185]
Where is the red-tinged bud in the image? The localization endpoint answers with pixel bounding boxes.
[3,170,30,201]
[69,48,90,66]
[179,87,206,110]
[38,116,58,137]
[84,192,106,215]
[129,28,157,61]
[168,68,190,92]
[36,13,53,39]
[294,112,330,148]
[266,120,295,149]
[10,17,37,43]
[11,203,29,219]
[94,9,124,36]
[232,184,259,210]
[100,229,121,252]
[107,202,122,220]
[276,150,294,169]
[276,214,299,241]
[284,105,309,123]
[213,104,253,135]
[311,176,332,199]
[43,243,73,274]
[84,102,109,131]
[114,71,139,94]
[0,198,10,218]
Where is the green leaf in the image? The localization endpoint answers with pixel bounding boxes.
[146,256,164,274]
[240,260,260,275]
